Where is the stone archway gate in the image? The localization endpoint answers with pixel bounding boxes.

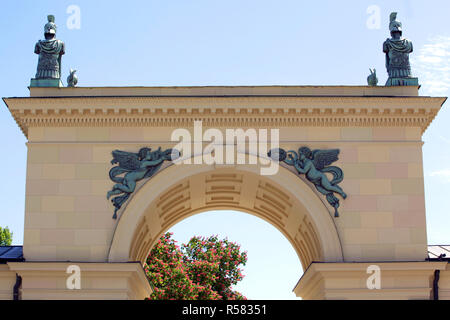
[1,85,450,300]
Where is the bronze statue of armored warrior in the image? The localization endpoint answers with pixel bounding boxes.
[34,15,65,79]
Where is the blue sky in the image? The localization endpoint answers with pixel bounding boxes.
[1,0,450,299]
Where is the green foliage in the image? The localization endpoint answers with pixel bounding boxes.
[145,233,247,300]
[0,227,13,246]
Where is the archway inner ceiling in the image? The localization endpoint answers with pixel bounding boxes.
[129,170,324,270]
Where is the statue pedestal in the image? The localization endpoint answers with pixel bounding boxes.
[30,78,63,88]
[385,77,419,87]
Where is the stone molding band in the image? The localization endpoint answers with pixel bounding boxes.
[4,96,446,138]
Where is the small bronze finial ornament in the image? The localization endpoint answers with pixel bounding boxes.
[383,12,418,86]
[67,69,78,87]
[367,68,378,86]
[30,15,65,87]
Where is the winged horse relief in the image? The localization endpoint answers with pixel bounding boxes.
[268,147,347,217]
[106,147,180,219]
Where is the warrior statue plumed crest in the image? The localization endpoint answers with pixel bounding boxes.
[383,12,418,86]
[31,15,65,87]
[269,147,347,217]
[106,147,180,219]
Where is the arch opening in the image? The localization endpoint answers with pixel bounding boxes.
[166,209,304,300]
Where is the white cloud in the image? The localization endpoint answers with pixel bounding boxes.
[438,135,450,145]
[430,169,450,182]
[412,35,450,95]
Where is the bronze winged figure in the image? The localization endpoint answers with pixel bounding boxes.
[107,147,180,219]
[269,147,347,217]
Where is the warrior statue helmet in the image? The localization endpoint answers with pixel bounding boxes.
[389,12,402,35]
[44,15,57,36]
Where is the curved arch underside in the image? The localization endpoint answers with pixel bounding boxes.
[109,163,344,270]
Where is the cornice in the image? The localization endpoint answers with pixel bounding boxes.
[4,95,446,107]
[3,95,446,138]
